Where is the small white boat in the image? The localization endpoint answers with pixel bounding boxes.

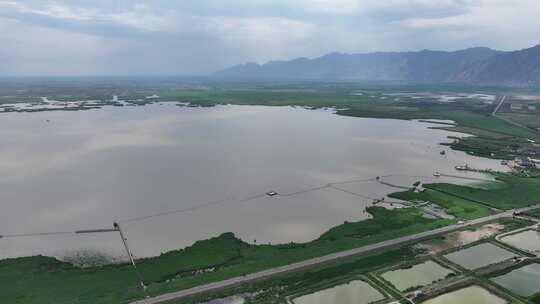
[265,191,279,197]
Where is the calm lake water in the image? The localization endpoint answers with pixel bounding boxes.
[381,260,453,291]
[0,104,505,259]
[492,263,540,297]
[443,243,516,270]
[422,286,506,304]
[293,280,384,304]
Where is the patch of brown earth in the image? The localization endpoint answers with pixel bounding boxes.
[416,223,505,255]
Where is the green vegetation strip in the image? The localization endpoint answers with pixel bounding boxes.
[5,86,540,304]
[161,88,540,160]
[2,207,449,304]
[425,174,540,210]
[389,189,493,219]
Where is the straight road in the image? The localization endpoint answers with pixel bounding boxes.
[492,95,506,115]
[131,204,540,304]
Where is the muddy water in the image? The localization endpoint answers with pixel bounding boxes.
[492,263,540,297]
[0,104,505,259]
[293,280,384,304]
[443,243,516,269]
[381,260,453,291]
[500,230,540,253]
[422,286,506,304]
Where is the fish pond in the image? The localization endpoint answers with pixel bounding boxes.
[492,263,540,297]
[381,260,453,291]
[293,280,384,304]
[500,229,540,253]
[443,243,516,269]
[421,286,506,304]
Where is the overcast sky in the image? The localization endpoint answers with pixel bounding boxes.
[1,0,539,76]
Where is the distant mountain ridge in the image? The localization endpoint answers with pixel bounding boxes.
[215,44,540,86]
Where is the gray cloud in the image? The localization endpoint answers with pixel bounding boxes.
[0,0,539,76]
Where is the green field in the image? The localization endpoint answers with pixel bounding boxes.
[5,174,539,304]
[4,84,540,159]
[3,248,416,304]
[389,189,494,219]
[500,112,540,129]
[425,173,540,209]
[4,84,540,303]
[158,87,540,160]
[1,207,451,304]
[526,208,540,219]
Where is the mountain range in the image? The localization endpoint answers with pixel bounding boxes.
[216,44,540,86]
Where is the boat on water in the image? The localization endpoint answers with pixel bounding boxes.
[266,191,279,197]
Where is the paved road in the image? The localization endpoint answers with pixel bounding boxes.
[131,204,540,304]
[492,95,506,115]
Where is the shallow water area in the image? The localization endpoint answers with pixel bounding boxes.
[293,280,384,304]
[500,229,540,253]
[0,104,506,259]
[492,263,540,297]
[200,295,245,304]
[381,260,453,291]
[421,286,506,304]
[443,243,516,269]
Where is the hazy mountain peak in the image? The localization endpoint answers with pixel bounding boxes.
[216,44,540,86]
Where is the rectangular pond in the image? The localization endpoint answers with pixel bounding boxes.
[381,260,454,291]
[443,243,516,270]
[492,263,540,297]
[500,229,540,254]
[201,296,244,304]
[293,280,384,304]
[421,286,506,304]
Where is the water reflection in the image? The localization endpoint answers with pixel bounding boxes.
[293,280,384,304]
[0,104,505,259]
[422,286,506,304]
[492,263,540,297]
[443,243,515,270]
[500,230,540,253]
[381,260,453,291]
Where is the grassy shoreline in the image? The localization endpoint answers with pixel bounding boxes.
[4,86,540,303]
[4,172,540,304]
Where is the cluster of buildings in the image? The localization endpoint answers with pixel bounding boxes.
[509,103,537,111]
[514,157,539,169]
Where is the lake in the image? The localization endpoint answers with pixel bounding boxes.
[0,104,504,259]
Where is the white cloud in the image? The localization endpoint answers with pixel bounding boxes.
[298,0,367,14]
[397,0,540,50]
[0,17,111,75]
[0,0,539,75]
[203,16,316,60]
[0,1,179,32]
[294,0,471,16]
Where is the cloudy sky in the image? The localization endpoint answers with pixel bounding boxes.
[0,0,539,76]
